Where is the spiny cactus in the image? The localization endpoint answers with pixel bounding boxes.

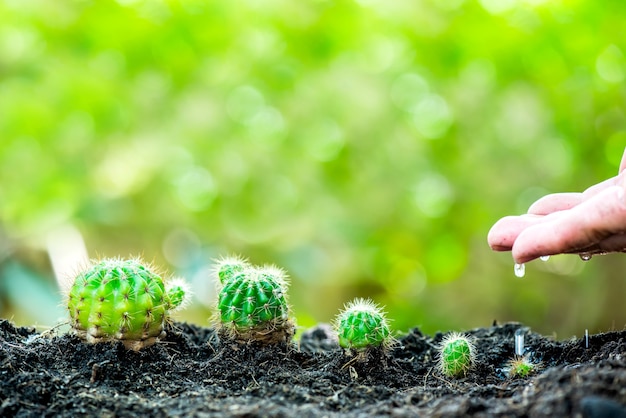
[214,257,294,344]
[67,258,188,351]
[334,298,393,352]
[437,333,475,377]
[507,356,539,378]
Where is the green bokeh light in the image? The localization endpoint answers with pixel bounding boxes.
[1,0,626,338]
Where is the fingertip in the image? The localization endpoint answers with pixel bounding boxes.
[511,251,540,264]
[487,217,516,251]
[511,228,547,264]
[487,215,545,251]
[511,252,538,264]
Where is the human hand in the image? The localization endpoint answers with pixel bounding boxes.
[487,149,626,264]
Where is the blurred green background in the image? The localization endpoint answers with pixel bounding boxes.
[1,0,626,339]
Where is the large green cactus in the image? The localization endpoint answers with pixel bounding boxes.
[334,298,393,352]
[214,257,294,344]
[67,258,187,351]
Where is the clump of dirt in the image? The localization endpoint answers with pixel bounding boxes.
[0,319,625,417]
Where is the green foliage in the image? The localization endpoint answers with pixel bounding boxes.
[2,1,626,336]
[438,333,475,377]
[334,298,392,351]
[215,258,293,344]
[67,258,187,351]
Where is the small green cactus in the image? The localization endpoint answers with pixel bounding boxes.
[67,258,188,351]
[507,356,538,378]
[215,255,249,285]
[214,257,294,344]
[334,298,393,352]
[438,333,475,377]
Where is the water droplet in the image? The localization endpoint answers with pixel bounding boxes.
[514,263,525,278]
[540,255,550,262]
[514,329,525,356]
[579,253,592,261]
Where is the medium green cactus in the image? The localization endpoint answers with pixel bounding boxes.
[334,298,392,352]
[67,258,188,351]
[214,257,294,344]
[438,333,475,377]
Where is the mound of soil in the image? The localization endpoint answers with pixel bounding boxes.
[0,319,625,417]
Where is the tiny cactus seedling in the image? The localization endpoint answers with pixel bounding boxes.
[507,356,539,378]
[334,298,393,352]
[67,258,188,351]
[214,258,294,344]
[438,333,475,377]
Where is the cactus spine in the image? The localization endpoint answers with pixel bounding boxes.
[438,333,475,377]
[67,258,188,351]
[214,257,294,344]
[334,298,392,352]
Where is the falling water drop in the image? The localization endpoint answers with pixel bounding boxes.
[540,255,550,262]
[514,263,525,278]
[585,329,589,349]
[514,329,525,356]
[579,253,592,261]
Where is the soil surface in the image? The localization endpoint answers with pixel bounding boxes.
[1,319,625,417]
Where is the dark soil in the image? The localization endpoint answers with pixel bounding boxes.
[1,319,625,417]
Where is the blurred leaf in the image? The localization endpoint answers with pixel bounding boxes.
[1,0,626,337]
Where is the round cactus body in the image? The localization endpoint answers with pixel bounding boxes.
[334,298,392,351]
[215,260,293,344]
[67,258,187,351]
[438,333,475,377]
